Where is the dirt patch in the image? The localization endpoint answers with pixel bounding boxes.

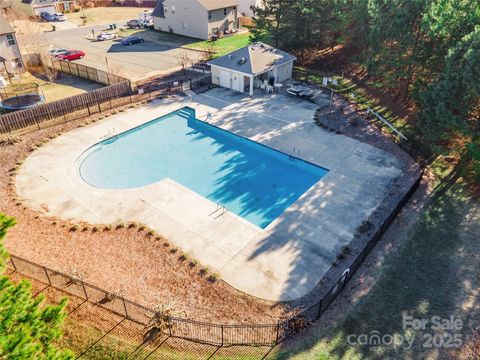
[0,112,287,324]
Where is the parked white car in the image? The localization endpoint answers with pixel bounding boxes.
[48,48,69,56]
[96,32,118,41]
[53,13,67,21]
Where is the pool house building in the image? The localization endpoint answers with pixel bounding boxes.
[208,42,296,95]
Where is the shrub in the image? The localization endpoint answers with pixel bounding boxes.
[103,224,112,231]
[115,223,125,229]
[92,226,98,232]
[200,267,210,276]
[208,273,220,282]
[69,224,79,232]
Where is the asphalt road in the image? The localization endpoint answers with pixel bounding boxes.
[44,25,205,81]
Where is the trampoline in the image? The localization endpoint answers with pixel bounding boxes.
[0,82,45,111]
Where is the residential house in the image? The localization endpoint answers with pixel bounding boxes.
[152,0,238,40]
[209,42,296,95]
[12,0,76,16]
[236,0,261,17]
[0,12,24,77]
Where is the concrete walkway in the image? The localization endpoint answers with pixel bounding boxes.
[16,89,404,301]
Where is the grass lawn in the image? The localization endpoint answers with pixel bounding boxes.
[67,7,151,26]
[116,29,255,59]
[3,70,103,105]
[273,179,480,359]
[183,32,252,58]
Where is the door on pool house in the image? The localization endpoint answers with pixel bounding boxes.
[231,73,241,92]
[219,70,230,89]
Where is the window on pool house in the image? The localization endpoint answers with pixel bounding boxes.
[224,8,227,15]
[6,34,15,46]
[208,11,212,19]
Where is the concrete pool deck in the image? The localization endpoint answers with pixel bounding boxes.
[16,88,404,301]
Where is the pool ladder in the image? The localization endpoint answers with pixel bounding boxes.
[209,203,228,218]
[289,147,300,160]
[100,128,116,140]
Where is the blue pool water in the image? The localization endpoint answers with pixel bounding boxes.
[78,108,328,228]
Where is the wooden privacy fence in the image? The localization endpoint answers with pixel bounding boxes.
[0,81,131,134]
[47,59,127,85]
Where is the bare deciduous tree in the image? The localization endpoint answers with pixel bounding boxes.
[202,42,217,61]
[177,52,192,74]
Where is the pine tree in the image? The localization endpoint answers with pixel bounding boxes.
[0,213,73,359]
[419,27,480,179]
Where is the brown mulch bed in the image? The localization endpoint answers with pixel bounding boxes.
[0,112,288,325]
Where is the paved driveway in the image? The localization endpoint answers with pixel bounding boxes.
[46,27,205,81]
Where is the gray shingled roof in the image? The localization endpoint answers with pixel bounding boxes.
[198,0,238,10]
[208,42,296,75]
[151,0,165,18]
[0,13,14,36]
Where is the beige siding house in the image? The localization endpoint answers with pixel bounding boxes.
[152,0,238,40]
[209,42,296,95]
[12,0,76,16]
[0,13,24,76]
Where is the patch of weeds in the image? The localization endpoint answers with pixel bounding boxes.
[200,266,210,276]
[155,236,162,241]
[70,224,79,232]
[163,242,170,247]
[82,225,89,232]
[341,245,351,255]
[146,229,155,237]
[189,259,199,268]
[115,223,125,229]
[208,273,220,282]
[179,252,189,261]
[170,247,178,254]
[92,226,98,233]
[128,222,137,229]
[138,225,145,232]
[103,224,112,231]
[356,220,373,234]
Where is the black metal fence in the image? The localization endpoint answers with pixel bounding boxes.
[6,165,422,347]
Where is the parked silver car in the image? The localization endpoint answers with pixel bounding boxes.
[53,13,67,21]
[96,32,118,41]
[48,48,69,56]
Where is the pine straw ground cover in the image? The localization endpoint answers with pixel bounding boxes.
[0,109,288,325]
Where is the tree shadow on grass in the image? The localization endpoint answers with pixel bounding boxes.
[275,180,480,359]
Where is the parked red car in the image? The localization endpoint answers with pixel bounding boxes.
[56,50,85,61]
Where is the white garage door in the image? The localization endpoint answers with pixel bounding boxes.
[219,70,230,88]
[34,6,56,15]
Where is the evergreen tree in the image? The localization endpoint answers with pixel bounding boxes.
[419,27,480,179]
[0,213,73,359]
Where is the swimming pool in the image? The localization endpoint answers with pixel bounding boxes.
[78,108,328,228]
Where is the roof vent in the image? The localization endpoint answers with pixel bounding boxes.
[238,57,247,64]
[228,54,232,60]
